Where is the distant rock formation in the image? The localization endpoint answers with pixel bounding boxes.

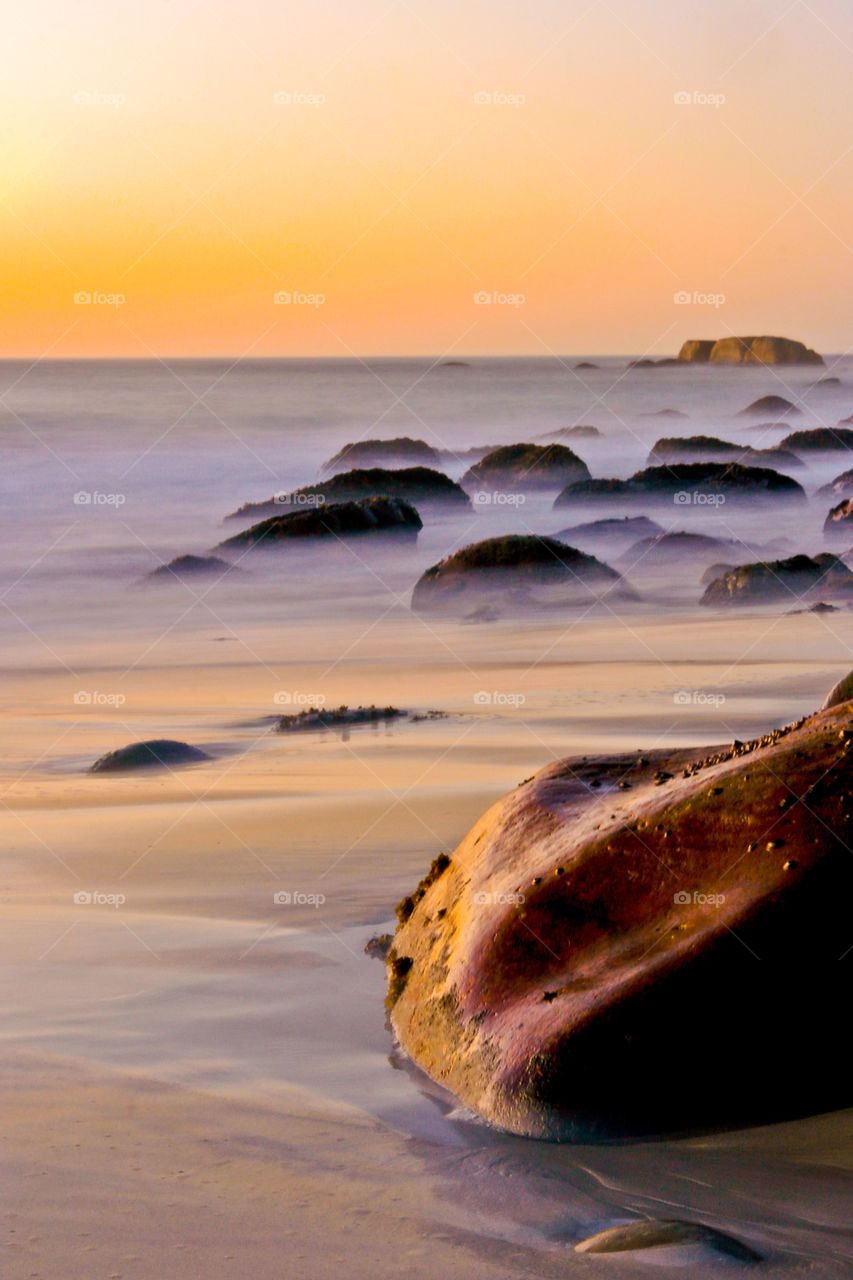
[647,435,802,469]
[738,395,800,416]
[146,555,237,583]
[781,427,853,452]
[824,498,853,539]
[411,535,625,614]
[554,462,806,508]
[90,739,211,774]
[554,516,664,546]
[678,336,824,365]
[219,497,422,550]
[386,674,853,1137]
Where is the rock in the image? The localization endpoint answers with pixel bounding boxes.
[146,555,237,583]
[780,427,853,452]
[739,395,801,416]
[574,361,598,369]
[436,360,470,368]
[679,336,823,365]
[574,1219,760,1262]
[788,602,839,615]
[823,671,853,708]
[641,408,688,418]
[321,437,441,474]
[218,497,422,550]
[555,462,806,508]
[701,560,736,585]
[816,467,853,499]
[411,535,626,615]
[461,443,590,493]
[622,531,740,565]
[90,739,211,774]
[702,554,853,606]
[554,516,664,546]
[824,498,853,539]
[275,705,406,733]
[538,425,601,441]
[809,376,842,387]
[386,677,853,1137]
[647,435,802,468]
[226,467,469,521]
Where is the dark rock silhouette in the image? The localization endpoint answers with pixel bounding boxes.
[219,497,422,550]
[226,468,468,522]
[461,443,590,493]
[90,740,211,774]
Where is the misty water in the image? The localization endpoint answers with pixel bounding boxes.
[2,355,853,1275]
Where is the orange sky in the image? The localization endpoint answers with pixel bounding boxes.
[2,0,852,357]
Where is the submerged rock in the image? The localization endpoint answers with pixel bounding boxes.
[461,443,590,493]
[226,467,468,521]
[218,497,422,550]
[554,516,664,546]
[386,676,853,1137]
[90,739,211,774]
[411,535,625,614]
[702,553,853,605]
[574,1219,760,1262]
[780,427,853,452]
[321,437,441,474]
[646,436,802,468]
[555,462,806,507]
[679,336,823,365]
[622,531,740,565]
[276,705,406,733]
[146,554,236,582]
[738,395,801,416]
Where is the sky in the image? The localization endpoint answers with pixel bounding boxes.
[2,0,853,357]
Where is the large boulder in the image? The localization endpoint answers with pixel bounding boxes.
[646,436,802,469]
[90,739,211,774]
[780,427,853,453]
[554,462,806,508]
[701,553,853,605]
[824,498,853,539]
[226,467,469,522]
[218,497,422,551]
[386,678,853,1138]
[461,443,590,493]
[320,437,441,475]
[411,535,625,615]
[678,336,823,365]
